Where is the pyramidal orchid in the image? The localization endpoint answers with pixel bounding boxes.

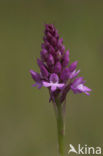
[30,24,91,156]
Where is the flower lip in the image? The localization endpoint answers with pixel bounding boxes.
[71,77,91,95]
[42,73,65,92]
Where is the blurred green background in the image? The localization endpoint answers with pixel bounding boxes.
[0,0,103,156]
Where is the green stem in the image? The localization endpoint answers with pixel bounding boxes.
[56,102,65,156]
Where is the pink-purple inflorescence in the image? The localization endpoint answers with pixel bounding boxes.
[30,24,91,103]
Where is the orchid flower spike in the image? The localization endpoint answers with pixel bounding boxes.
[30,24,91,103]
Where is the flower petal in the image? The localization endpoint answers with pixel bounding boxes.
[51,85,57,91]
[69,69,80,79]
[32,82,42,89]
[57,83,65,89]
[42,81,51,87]
[62,50,69,67]
[71,83,91,95]
[60,68,70,82]
[54,62,62,73]
[29,70,41,81]
[40,65,49,79]
[69,61,78,72]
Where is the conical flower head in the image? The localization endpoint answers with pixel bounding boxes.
[30,24,91,103]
